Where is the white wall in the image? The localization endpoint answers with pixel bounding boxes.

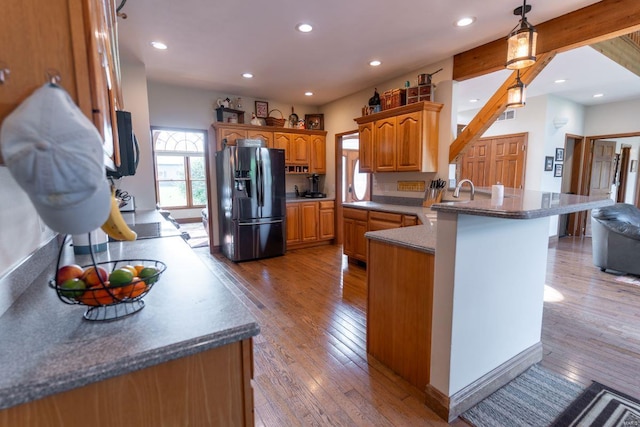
[0,168,56,279]
[584,99,640,135]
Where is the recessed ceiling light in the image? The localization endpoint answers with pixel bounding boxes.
[554,79,567,84]
[242,73,254,79]
[304,91,313,96]
[150,41,167,50]
[469,98,479,103]
[296,23,313,33]
[593,93,604,98]
[455,17,476,27]
[369,60,382,67]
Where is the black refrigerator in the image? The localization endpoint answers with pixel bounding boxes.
[215,142,286,261]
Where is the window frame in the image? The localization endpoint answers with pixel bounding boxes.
[151,126,208,210]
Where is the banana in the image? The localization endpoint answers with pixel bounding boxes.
[101,188,137,241]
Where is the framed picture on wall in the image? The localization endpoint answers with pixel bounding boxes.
[255,101,269,118]
[545,156,554,171]
[555,147,565,162]
[554,163,563,177]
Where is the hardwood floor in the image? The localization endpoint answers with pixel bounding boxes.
[193,237,640,426]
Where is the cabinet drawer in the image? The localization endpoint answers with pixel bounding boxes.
[368,219,402,231]
[369,211,403,224]
[402,215,418,226]
[319,201,334,210]
[343,207,368,221]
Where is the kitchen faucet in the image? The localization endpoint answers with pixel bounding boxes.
[453,179,475,200]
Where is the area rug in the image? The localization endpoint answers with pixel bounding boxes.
[460,364,584,427]
[551,382,640,426]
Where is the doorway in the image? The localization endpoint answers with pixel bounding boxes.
[335,131,371,245]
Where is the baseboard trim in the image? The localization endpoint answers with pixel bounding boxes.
[425,342,543,423]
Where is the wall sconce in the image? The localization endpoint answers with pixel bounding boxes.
[506,70,526,108]
[506,0,537,70]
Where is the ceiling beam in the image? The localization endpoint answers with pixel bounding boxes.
[449,52,556,163]
[453,0,640,82]
[590,33,640,77]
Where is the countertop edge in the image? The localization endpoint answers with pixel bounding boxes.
[365,225,436,254]
[1,322,260,411]
[431,198,614,218]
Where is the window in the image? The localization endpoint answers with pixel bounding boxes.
[152,128,207,209]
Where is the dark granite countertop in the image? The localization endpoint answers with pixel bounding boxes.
[0,236,259,411]
[431,188,613,219]
[286,196,335,203]
[365,224,437,254]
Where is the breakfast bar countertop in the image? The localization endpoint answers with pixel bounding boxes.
[0,236,259,411]
[430,188,614,219]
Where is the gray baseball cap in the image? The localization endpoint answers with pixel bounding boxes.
[0,84,111,235]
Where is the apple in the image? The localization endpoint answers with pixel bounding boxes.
[56,264,84,283]
[82,266,109,287]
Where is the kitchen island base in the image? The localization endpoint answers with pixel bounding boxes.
[0,339,254,427]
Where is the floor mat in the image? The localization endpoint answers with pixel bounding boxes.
[551,382,640,426]
[460,364,584,427]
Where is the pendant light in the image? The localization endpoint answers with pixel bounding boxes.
[506,0,537,70]
[506,70,526,108]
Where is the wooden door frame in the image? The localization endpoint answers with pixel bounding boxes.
[335,129,364,246]
[574,132,640,235]
[565,134,587,236]
[617,145,632,202]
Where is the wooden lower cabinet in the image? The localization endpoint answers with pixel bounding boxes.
[343,208,369,262]
[286,201,335,249]
[319,201,335,240]
[343,208,421,263]
[0,339,255,427]
[367,241,434,391]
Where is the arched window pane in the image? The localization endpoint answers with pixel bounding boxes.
[353,160,367,200]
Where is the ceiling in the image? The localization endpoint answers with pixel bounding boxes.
[116,0,639,110]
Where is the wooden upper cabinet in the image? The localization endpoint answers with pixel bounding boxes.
[310,135,326,174]
[247,129,274,148]
[273,132,291,162]
[0,0,121,166]
[217,128,247,150]
[374,117,396,172]
[396,112,421,171]
[358,123,374,172]
[291,134,309,165]
[212,124,326,169]
[355,102,442,173]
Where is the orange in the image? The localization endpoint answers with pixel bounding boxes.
[81,283,120,306]
[118,277,141,299]
[129,280,148,298]
[133,264,146,276]
[82,266,108,287]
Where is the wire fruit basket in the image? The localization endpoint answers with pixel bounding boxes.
[49,235,166,321]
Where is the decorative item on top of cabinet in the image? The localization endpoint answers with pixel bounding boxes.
[0,0,123,167]
[354,101,443,173]
[304,114,324,130]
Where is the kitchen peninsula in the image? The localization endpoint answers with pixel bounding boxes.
[356,189,613,421]
[0,236,258,426]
